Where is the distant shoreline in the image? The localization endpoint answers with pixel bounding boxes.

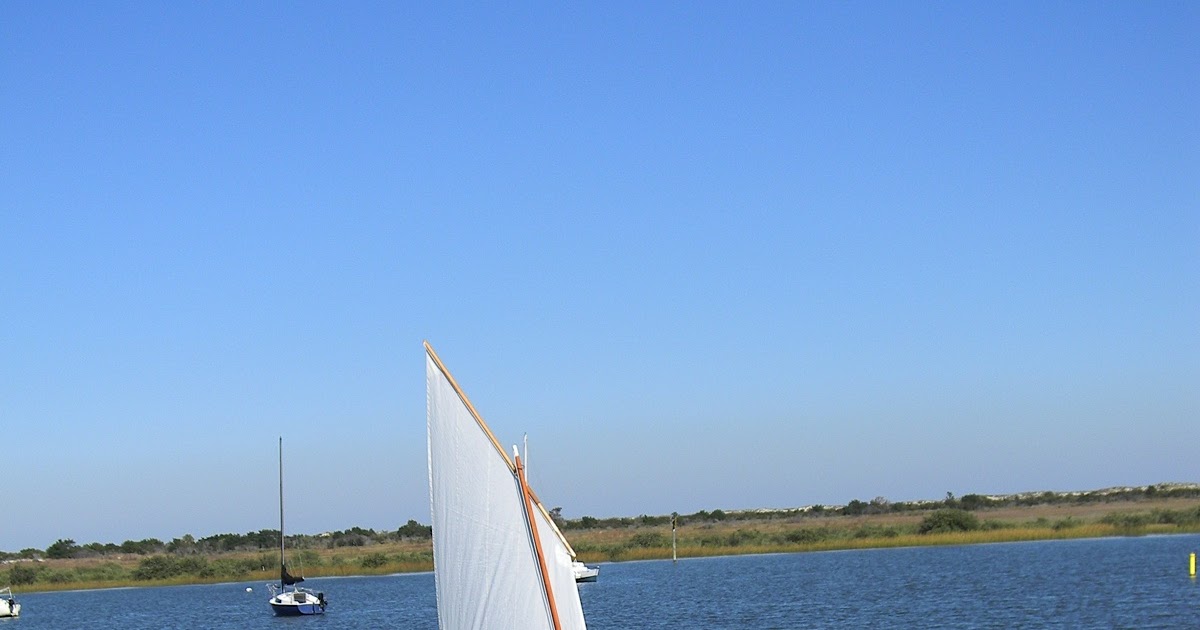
[8,493,1200,594]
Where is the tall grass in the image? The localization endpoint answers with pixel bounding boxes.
[13,503,1200,592]
[573,516,1200,564]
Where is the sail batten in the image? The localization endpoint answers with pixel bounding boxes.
[426,342,586,630]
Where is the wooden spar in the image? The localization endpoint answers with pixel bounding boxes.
[424,341,580,559]
[424,341,516,472]
[517,453,563,630]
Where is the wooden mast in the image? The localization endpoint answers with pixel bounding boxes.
[517,452,563,630]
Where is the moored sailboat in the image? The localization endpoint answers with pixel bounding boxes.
[267,437,327,616]
[425,341,587,630]
[572,561,599,583]
[0,587,20,618]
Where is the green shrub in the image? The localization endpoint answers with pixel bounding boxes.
[629,532,667,548]
[1052,518,1080,531]
[45,539,78,559]
[918,509,980,534]
[397,519,432,539]
[209,557,256,579]
[853,524,899,539]
[131,555,209,580]
[7,564,37,586]
[1150,507,1200,526]
[1101,513,1151,529]
[724,529,763,546]
[784,528,831,544]
[176,556,209,575]
[132,556,176,580]
[294,549,322,567]
[360,553,389,568]
[43,569,77,583]
[77,562,129,582]
[601,543,627,559]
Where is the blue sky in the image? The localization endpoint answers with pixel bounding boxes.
[2,2,1196,552]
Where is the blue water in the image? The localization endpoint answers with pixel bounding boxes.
[8,534,1200,628]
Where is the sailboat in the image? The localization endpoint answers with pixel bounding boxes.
[0,586,20,618]
[267,437,327,616]
[572,561,600,583]
[425,341,588,630]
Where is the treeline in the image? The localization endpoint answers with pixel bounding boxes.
[0,519,433,562]
[559,483,1200,530]
[6,487,1200,589]
[4,544,437,588]
[570,504,1200,560]
[5,484,1196,561]
[4,554,277,587]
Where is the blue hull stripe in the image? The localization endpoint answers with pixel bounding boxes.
[271,603,325,616]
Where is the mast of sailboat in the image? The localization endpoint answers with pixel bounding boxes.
[516,447,563,630]
[519,432,568,629]
[279,436,285,590]
[518,436,580,562]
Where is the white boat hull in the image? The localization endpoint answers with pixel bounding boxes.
[572,561,599,582]
[269,588,326,615]
[1,588,19,618]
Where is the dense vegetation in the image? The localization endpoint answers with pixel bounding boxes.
[2,520,433,589]
[565,501,1200,563]
[5,484,1199,591]
[8,519,434,563]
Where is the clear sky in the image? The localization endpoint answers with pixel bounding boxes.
[2,2,1196,553]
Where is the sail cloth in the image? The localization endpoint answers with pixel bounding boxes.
[426,346,587,630]
[281,565,304,586]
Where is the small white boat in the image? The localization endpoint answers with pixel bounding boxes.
[572,561,599,583]
[268,585,326,615]
[0,587,20,618]
[267,438,327,616]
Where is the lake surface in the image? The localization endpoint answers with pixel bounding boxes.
[9,534,1200,628]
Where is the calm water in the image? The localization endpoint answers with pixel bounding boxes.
[8,534,1200,629]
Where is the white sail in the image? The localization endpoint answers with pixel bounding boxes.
[532,497,587,629]
[426,344,587,630]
